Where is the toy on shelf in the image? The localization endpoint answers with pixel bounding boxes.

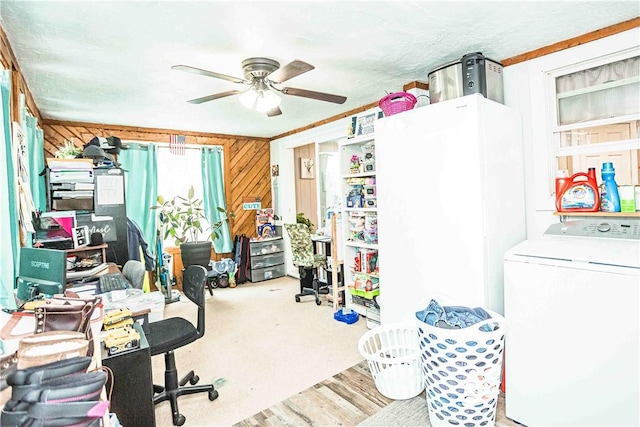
[350,155,361,174]
[256,208,276,238]
[361,142,375,173]
[348,212,366,241]
[346,186,365,208]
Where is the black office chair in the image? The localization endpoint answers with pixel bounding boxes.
[284,223,329,305]
[146,264,218,426]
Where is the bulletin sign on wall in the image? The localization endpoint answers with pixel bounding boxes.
[242,197,261,210]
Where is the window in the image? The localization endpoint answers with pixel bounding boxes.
[156,146,210,244]
[549,51,639,188]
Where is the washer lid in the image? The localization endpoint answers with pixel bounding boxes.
[505,235,640,269]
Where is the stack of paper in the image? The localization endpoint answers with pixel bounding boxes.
[47,158,94,183]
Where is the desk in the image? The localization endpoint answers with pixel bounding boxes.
[64,263,127,301]
[0,290,156,424]
[311,234,332,275]
[101,322,155,426]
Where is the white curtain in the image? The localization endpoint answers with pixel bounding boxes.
[556,56,639,125]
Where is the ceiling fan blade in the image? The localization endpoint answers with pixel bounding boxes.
[268,60,314,84]
[281,87,347,104]
[266,107,282,117]
[172,65,248,84]
[187,90,243,104]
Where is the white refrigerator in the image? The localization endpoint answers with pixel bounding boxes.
[375,94,526,324]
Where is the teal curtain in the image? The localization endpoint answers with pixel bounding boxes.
[25,115,46,211]
[119,143,158,255]
[0,70,18,309]
[201,146,233,253]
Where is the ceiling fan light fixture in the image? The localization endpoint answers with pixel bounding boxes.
[239,87,259,109]
[255,89,281,112]
[239,83,281,113]
[176,57,346,115]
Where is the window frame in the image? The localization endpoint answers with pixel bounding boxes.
[545,47,640,195]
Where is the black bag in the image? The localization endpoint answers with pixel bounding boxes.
[233,234,250,284]
[216,273,230,288]
[1,361,107,427]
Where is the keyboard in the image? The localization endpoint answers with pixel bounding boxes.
[98,273,130,293]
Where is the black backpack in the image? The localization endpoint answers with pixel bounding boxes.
[233,234,250,284]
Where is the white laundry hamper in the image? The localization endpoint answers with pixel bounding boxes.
[416,310,505,427]
[358,323,424,400]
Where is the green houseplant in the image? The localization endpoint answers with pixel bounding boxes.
[296,212,314,234]
[152,186,231,268]
[54,140,82,159]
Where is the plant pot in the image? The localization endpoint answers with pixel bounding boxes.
[179,241,212,268]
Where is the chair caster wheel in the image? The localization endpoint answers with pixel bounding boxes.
[209,389,219,401]
[190,375,199,385]
[316,299,321,305]
[295,296,300,303]
[173,414,186,426]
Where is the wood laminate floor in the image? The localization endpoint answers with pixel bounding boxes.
[234,362,391,426]
[234,361,518,426]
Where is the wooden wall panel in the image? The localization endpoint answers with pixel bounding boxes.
[229,137,272,239]
[42,120,271,258]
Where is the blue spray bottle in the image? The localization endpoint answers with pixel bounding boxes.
[600,162,621,212]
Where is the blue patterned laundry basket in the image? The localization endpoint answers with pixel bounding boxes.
[416,309,505,426]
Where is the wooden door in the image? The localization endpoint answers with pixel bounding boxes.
[294,143,318,231]
[574,123,638,185]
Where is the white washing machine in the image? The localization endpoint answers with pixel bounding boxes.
[504,218,640,426]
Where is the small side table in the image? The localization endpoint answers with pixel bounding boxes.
[101,322,155,426]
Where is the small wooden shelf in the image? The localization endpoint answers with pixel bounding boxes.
[67,243,108,264]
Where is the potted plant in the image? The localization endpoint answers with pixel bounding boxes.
[152,186,232,268]
[296,212,314,234]
[54,140,82,159]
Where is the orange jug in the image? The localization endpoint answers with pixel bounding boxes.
[555,168,600,212]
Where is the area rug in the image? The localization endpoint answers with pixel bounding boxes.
[357,394,430,427]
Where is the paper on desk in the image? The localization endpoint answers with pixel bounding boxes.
[70,284,98,294]
[46,158,93,170]
[91,214,113,221]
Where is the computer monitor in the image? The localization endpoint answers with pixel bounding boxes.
[33,210,76,250]
[17,247,67,301]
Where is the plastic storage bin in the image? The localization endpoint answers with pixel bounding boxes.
[416,309,505,426]
[358,323,424,400]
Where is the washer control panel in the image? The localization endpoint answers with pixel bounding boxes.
[545,218,640,240]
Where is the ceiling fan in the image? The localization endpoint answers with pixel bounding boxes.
[172,57,347,117]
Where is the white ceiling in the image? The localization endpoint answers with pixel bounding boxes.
[0,1,638,139]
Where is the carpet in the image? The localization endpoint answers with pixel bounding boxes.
[357,394,430,427]
[151,276,368,426]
